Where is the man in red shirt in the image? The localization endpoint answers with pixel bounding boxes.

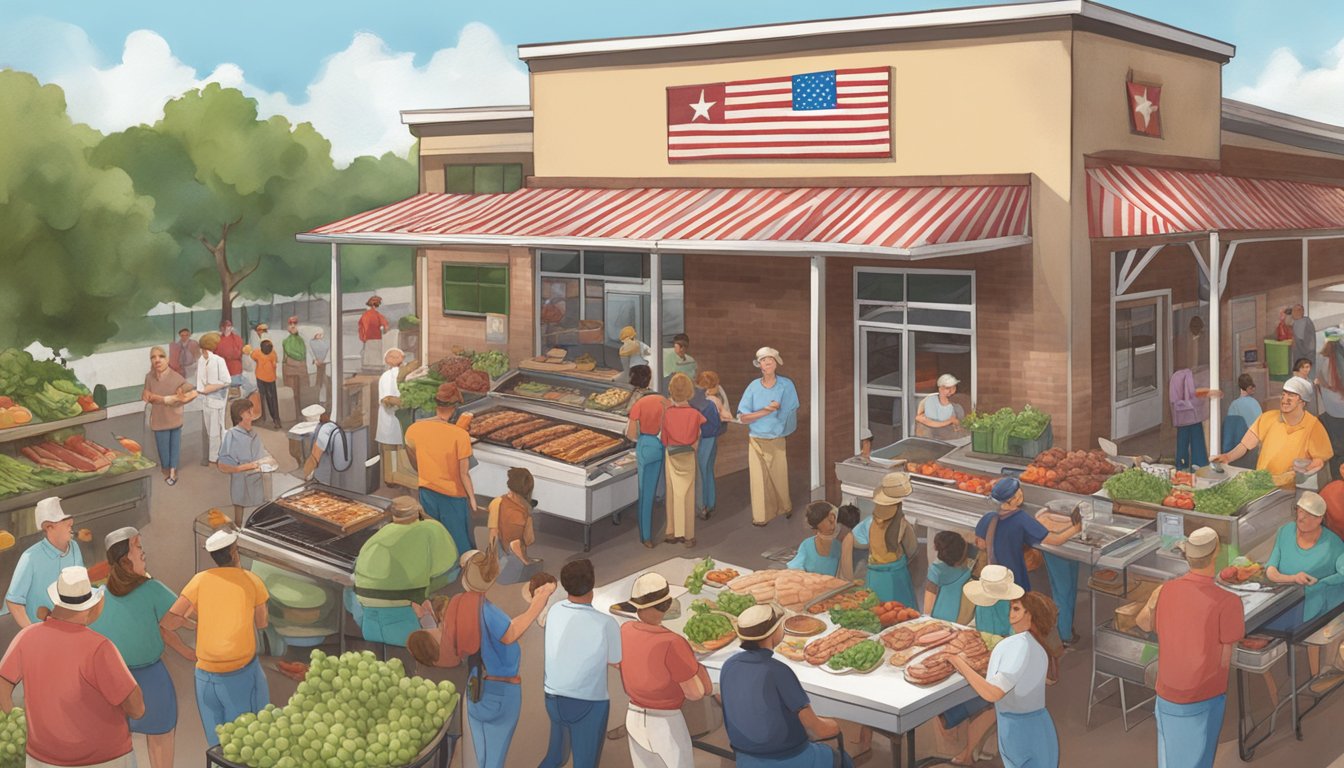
[0,566,145,768]
[618,573,712,768]
[215,320,245,387]
[359,295,391,372]
[1136,527,1245,768]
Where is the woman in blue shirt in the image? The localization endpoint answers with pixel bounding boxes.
[1263,492,1344,677]
[91,527,195,768]
[787,502,845,576]
[851,474,919,608]
[721,605,853,767]
[737,347,800,527]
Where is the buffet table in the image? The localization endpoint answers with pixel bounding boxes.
[589,557,980,768]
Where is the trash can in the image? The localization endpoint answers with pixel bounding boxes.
[1264,339,1291,381]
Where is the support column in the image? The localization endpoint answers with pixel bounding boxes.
[1303,238,1310,312]
[418,251,429,365]
[330,243,343,421]
[810,255,826,499]
[534,251,543,356]
[650,250,663,387]
[1208,232,1221,454]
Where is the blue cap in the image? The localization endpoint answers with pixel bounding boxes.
[990,476,1021,503]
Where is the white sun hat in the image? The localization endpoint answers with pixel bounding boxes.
[47,567,103,612]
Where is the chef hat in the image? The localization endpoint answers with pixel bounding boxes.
[205,530,238,552]
[301,404,326,422]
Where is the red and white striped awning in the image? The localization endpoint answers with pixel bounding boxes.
[1088,164,1344,238]
[301,184,1031,258]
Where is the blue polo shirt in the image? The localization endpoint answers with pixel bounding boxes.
[737,376,800,439]
[4,537,84,622]
[721,647,810,759]
[975,509,1047,590]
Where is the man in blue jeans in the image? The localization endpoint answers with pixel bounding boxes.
[1136,527,1245,768]
[540,559,621,768]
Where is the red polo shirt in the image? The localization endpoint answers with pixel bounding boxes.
[1153,571,1245,703]
[215,333,244,376]
[0,619,137,765]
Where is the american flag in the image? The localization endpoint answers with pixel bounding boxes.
[666,67,891,162]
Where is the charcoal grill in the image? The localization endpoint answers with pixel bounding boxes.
[242,482,392,572]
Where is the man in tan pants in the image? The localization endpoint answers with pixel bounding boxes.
[737,347,801,526]
[662,373,705,546]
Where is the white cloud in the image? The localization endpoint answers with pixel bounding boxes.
[0,18,528,165]
[1231,39,1344,126]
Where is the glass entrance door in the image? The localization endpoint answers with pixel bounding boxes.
[861,328,905,448]
[1113,296,1165,439]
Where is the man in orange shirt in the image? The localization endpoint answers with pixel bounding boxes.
[359,295,391,372]
[248,339,281,429]
[405,382,478,556]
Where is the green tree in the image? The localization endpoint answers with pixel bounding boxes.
[0,70,178,354]
[92,84,417,322]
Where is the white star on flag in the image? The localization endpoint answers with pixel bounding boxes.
[1132,87,1158,130]
[689,89,716,122]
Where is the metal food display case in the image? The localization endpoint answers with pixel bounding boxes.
[0,411,154,607]
[193,482,396,654]
[458,370,639,551]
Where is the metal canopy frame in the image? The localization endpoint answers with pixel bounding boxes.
[1110,230,1344,452]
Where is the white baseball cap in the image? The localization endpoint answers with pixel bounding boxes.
[1298,491,1327,518]
[1179,527,1220,559]
[937,374,960,388]
[205,530,239,552]
[753,347,783,367]
[47,567,103,612]
[1283,376,1314,402]
[35,497,71,527]
[104,526,139,550]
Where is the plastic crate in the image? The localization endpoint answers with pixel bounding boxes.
[970,428,994,454]
[990,426,1013,455]
[1008,422,1054,458]
[207,719,458,768]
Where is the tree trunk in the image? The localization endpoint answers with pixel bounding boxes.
[199,219,258,325]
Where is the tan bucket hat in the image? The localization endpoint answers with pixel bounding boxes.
[460,549,500,593]
[963,564,1025,607]
[873,472,913,506]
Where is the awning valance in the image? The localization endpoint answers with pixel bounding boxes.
[1087,164,1344,239]
[300,184,1031,258]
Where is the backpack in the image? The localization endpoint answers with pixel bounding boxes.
[318,421,353,472]
[694,392,726,438]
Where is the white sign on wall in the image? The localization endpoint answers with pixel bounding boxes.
[485,313,508,345]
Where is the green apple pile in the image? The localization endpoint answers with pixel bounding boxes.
[0,707,24,767]
[217,651,458,768]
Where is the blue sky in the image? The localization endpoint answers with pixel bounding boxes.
[1,0,1334,96]
[2,1,1341,162]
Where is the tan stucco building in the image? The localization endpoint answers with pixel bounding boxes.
[304,0,1344,499]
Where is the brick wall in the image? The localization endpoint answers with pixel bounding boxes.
[681,254,813,481]
[423,246,534,365]
[822,246,1037,498]
[1089,238,1344,446]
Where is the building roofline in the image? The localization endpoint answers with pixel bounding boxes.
[517,1,1234,63]
[400,107,533,126]
[1222,99,1344,156]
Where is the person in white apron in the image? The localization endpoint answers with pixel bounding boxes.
[377,348,406,486]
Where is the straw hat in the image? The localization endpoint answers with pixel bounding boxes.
[753,347,783,367]
[629,573,672,609]
[619,326,638,342]
[736,603,785,641]
[389,496,422,521]
[1179,527,1220,559]
[873,472,913,506]
[963,565,1024,607]
[460,549,500,593]
[48,567,103,612]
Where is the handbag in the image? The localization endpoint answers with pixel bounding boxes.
[1024,547,1045,572]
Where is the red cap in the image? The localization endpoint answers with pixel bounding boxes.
[287,316,299,325]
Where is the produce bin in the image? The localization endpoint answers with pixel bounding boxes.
[1008,422,1054,458]
[970,427,993,454]
[990,426,1012,455]
[206,718,458,768]
[1264,339,1291,381]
